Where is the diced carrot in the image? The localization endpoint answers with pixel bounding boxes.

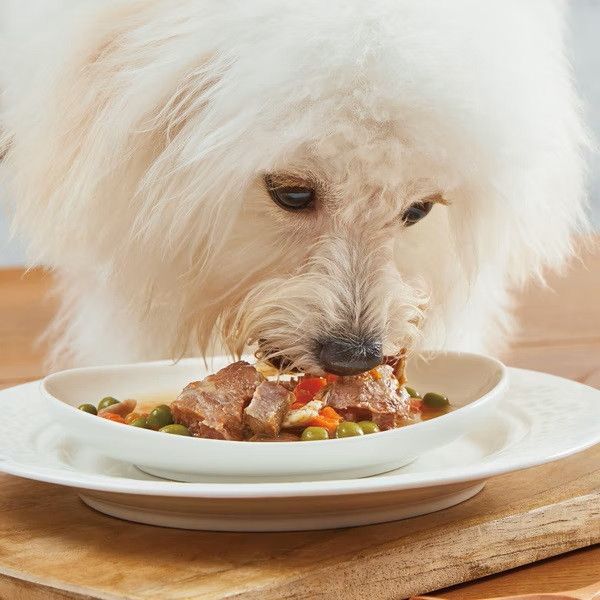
[308,406,343,436]
[319,406,342,421]
[100,413,126,424]
[293,377,327,405]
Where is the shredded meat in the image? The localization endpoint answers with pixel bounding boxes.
[98,399,137,417]
[282,399,323,428]
[171,361,264,440]
[244,381,294,438]
[383,350,407,386]
[318,365,410,430]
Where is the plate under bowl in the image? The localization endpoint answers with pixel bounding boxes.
[79,481,487,531]
[42,352,507,482]
[1,367,599,530]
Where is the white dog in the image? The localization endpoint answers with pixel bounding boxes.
[0,0,588,374]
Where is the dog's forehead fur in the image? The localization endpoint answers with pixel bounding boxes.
[144,0,572,216]
[195,1,563,175]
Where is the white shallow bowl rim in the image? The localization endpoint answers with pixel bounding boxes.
[40,350,508,448]
[0,368,597,498]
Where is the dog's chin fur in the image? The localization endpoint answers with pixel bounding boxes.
[0,0,589,369]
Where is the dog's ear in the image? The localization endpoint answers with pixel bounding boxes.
[4,2,240,274]
[504,1,590,285]
[505,133,589,287]
[451,6,589,293]
[502,92,589,286]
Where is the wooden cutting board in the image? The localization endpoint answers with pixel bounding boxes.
[0,446,597,600]
[0,237,599,599]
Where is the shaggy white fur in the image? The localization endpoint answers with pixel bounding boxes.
[0,0,588,371]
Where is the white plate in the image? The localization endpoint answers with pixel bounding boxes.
[1,368,598,531]
[41,352,507,482]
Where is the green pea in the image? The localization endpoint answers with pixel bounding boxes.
[129,416,149,428]
[357,420,380,435]
[159,424,190,436]
[98,396,119,411]
[301,426,329,441]
[78,403,97,415]
[335,421,364,438]
[422,392,449,409]
[405,386,420,398]
[146,404,173,430]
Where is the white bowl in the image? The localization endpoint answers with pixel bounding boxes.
[42,352,507,482]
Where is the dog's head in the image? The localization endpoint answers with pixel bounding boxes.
[216,160,442,375]
[4,1,587,370]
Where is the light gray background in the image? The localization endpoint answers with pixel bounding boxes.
[1,2,598,266]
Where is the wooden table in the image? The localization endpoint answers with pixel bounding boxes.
[0,239,599,599]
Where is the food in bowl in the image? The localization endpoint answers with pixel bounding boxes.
[78,359,451,442]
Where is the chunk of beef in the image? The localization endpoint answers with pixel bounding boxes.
[244,381,294,438]
[319,365,410,430]
[171,361,263,440]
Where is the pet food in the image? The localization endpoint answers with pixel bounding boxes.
[77,358,451,441]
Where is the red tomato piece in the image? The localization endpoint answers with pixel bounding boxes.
[293,377,327,405]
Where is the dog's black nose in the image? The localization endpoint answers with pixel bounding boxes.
[318,337,383,376]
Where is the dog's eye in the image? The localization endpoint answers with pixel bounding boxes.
[266,177,315,211]
[401,201,434,226]
[271,187,314,211]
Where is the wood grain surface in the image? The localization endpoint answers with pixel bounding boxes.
[0,238,599,599]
